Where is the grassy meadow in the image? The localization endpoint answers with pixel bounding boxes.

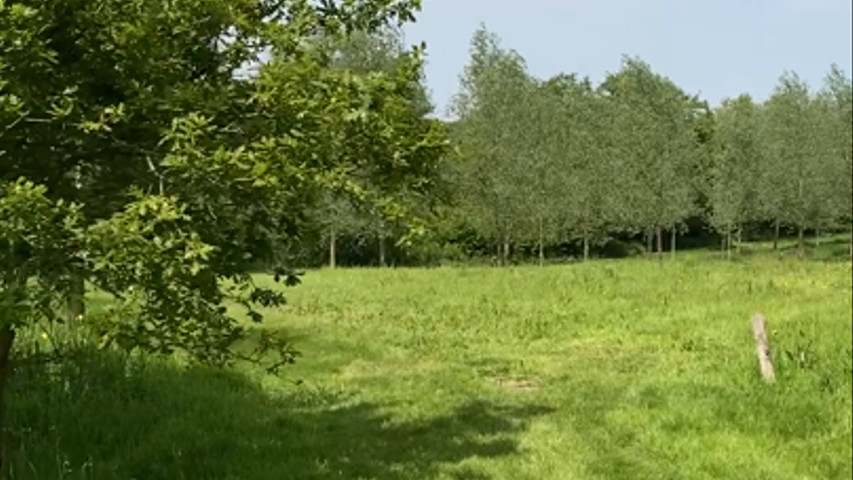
[6,239,853,479]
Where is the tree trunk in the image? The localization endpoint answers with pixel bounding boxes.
[538,219,545,266]
[583,236,590,262]
[797,226,805,259]
[814,228,820,248]
[726,230,732,261]
[378,236,386,267]
[773,220,780,250]
[502,240,510,265]
[646,229,653,255]
[736,226,742,255]
[65,272,85,323]
[0,326,15,476]
[655,227,663,260]
[329,229,337,269]
[498,236,508,266]
[670,229,676,260]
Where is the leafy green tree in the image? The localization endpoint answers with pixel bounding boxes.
[326,26,433,117]
[1,0,443,468]
[759,72,837,257]
[0,181,82,465]
[546,74,615,260]
[709,94,763,257]
[504,77,560,264]
[452,27,532,264]
[307,26,435,267]
[600,57,698,258]
[818,65,853,255]
[2,0,436,306]
[314,192,358,268]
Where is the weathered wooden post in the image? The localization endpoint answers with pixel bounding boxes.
[751,313,775,383]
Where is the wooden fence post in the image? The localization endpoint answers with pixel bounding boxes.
[751,313,775,383]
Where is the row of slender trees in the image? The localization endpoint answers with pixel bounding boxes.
[442,28,852,263]
[88,23,843,269]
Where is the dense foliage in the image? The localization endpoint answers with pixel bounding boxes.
[1,1,444,467]
[279,28,850,268]
[1,0,444,361]
[0,5,850,474]
[440,28,852,264]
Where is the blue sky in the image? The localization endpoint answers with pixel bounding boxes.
[402,0,853,118]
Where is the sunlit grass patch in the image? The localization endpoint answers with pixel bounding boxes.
[7,240,852,479]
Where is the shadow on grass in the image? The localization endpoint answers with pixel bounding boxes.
[6,351,552,479]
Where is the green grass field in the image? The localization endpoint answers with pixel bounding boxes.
[7,240,853,479]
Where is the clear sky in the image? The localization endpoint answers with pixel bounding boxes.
[401,0,853,118]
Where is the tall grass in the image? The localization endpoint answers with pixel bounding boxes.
[6,241,852,479]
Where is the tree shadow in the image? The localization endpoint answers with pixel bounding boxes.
[6,351,553,479]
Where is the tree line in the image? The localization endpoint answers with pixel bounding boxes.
[442,28,852,264]
[308,27,852,267]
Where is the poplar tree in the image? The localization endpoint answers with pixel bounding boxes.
[600,58,698,257]
[760,72,834,257]
[709,94,763,257]
[453,28,531,264]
